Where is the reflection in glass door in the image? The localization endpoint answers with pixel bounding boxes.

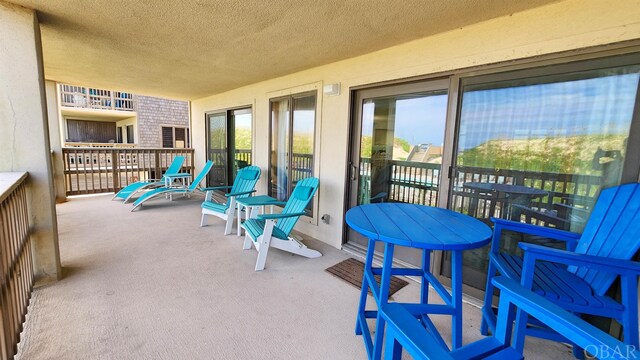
[206,112,228,187]
[347,80,449,266]
[444,59,640,290]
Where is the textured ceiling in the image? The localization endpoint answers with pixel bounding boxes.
[8,0,559,100]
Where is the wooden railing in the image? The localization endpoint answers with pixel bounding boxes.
[359,158,441,206]
[359,159,602,229]
[291,153,313,183]
[235,149,252,165]
[60,84,135,112]
[449,166,602,226]
[0,173,34,360]
[61,148,195,196]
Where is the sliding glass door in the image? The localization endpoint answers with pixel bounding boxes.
[444,54,640,290]
[206,107,253,187]
[345,52,640,293]
[269,92,317,216]
[347,79,449,266]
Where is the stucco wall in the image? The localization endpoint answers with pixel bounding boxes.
[0,2,61,281]
[191,0,640,249]
[136,95,189,148]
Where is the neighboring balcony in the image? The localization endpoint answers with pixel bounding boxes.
[60,84,136,112]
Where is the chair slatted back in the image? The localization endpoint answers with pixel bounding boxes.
[276,177,319,236]
[161,156,185,181]
[225,166,261,207]
[189,161,214,191]
[569,183,640,296]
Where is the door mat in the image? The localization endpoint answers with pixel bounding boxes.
[325,258,409,297]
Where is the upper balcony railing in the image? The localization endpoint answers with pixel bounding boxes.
[60,84,136,112]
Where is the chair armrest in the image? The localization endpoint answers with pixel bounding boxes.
[492,277,634,357]
[164,173,191,178]
[379,303,453,360]
[258,212,306,220]
[201,186,233,191]
[492,218,581,242]
[519,243,640,275]
[225,190,256,197]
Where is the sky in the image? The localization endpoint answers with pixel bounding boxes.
[360,71,639,151]
[458,72,639,149]
[361,95,448,146]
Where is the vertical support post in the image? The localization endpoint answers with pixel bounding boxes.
[154,150,161,181]
[112,149,119,192]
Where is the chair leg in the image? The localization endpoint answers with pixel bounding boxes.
[481,258,497,336]
[224,198,236,235]
[271,238,321,258]
[383,333,402,360]
[201,213,206,227]
[243,233,253,250]
[254,240,271,271]
[254,222,274,271]
[621,275,640,349]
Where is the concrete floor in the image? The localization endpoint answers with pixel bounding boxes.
[15,194,575,359]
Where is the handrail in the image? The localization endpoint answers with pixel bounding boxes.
[0,172,34,360]
[59,84,135,112]
[61,148,195,196]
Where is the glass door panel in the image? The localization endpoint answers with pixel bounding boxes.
[347,80,449,266]
[206,112,228,187]
[445,61,640,290]
[270,98,290,201]
[231,108,252,179]
[292,95,316,214]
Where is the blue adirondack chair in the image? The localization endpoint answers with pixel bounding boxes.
[200,165,261,235]
[112,155,185,203]
[382,276,636,360]
[241,177,321,271]
[481,183,640,357]
[131,161,214,211]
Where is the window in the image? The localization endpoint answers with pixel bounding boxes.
[161,126,190,148]
[65,119,116,143]
[269,92,317,216]
[126,124,134,144]
[116,126,123,143]
[444,53,640,290]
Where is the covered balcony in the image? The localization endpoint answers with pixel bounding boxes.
[12,193,573,360]
[1,0,639,359]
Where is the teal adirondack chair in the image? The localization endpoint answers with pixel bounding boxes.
[481,183,640,357]
[241,177,321,271]
[383,276,636,360]
[131,161,213,211]
[200,165,261,235]
[112,155,185,203]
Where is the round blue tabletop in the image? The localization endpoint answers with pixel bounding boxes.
[346,203,492,251]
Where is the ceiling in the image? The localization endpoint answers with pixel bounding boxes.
[8,0,560,100]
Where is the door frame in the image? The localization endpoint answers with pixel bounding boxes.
[344,77,455,270]
[204,105,253,187]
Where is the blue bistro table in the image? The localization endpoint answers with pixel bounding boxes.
[345,203,492,360]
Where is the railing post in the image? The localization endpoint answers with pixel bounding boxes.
[85,87,90,109]
[112,149,119,192]
[154,150,161,180]
[110,91,115,111]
